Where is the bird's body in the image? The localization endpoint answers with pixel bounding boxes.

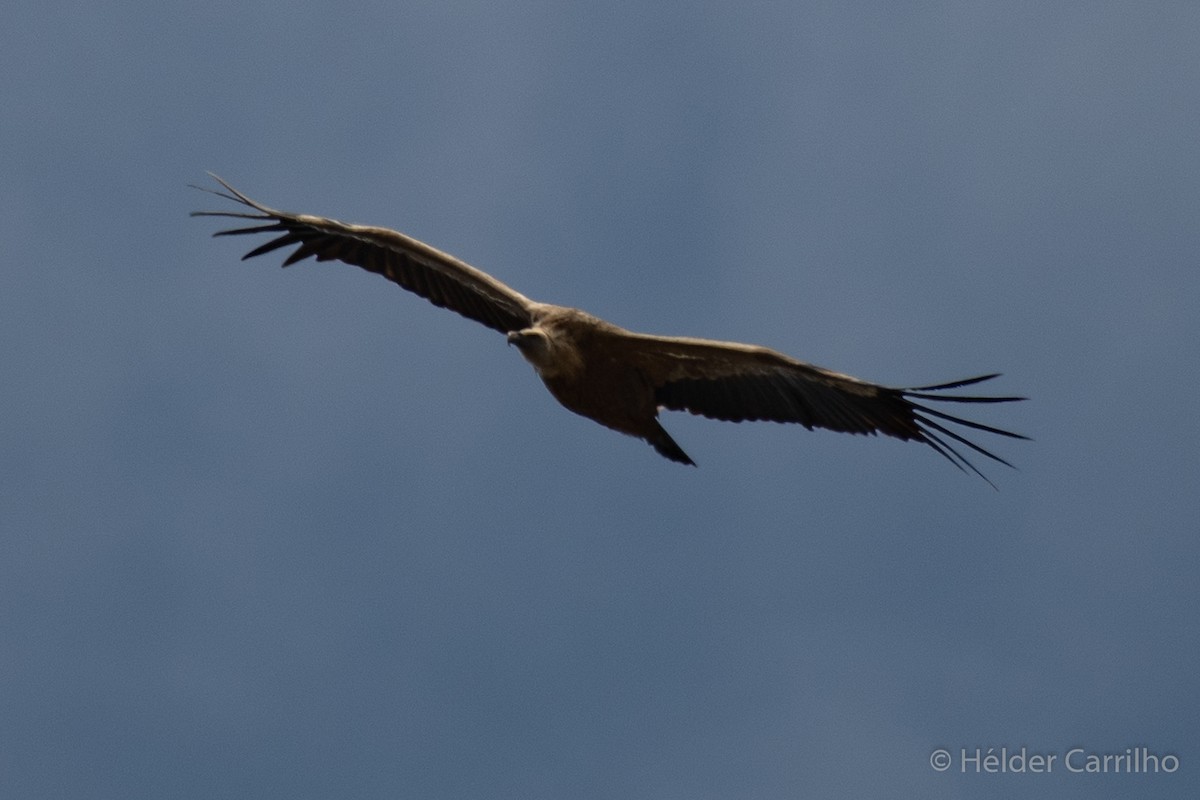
[193,175,1026,483]
[508,307,693,464]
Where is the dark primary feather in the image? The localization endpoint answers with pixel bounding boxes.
[190,175,535,334]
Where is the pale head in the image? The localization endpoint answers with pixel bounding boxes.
[507,326,582,378]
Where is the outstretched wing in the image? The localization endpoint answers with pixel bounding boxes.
[619,333,1026,485]
[191,174,537,334]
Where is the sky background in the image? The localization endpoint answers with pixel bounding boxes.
[3,2,1198,798]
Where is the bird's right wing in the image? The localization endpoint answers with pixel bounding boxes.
[614,332,1027,485]
[192,174,537,334]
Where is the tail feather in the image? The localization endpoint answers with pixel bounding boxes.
[647,423,696,466]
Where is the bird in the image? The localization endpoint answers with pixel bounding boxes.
[192,175,1026,484]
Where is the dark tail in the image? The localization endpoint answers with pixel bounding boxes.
[647,422,696,466]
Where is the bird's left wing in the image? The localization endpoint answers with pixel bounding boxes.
[192,175,537,334]
[616,332,1027,484]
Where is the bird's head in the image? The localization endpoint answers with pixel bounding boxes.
[507,326,575,377]
[508,327,550,354]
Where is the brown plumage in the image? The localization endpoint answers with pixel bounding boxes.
[193,175,1026,483]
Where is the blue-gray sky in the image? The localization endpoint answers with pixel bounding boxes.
[3,2,1197,798]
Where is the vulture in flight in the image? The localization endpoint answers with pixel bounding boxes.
[193,176,1026,483]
